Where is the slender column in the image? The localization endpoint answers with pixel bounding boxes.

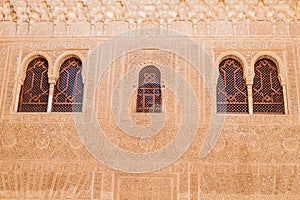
[28,24,32,35]
[272,22,276,35]
[287,22,290,35]
[192,23,197,35]
[167,23,171,31]
[246,20,250,36]
[103,23,108,35]
[233,23,237,36]
[247,84,253,115]
[14,78,23,112]
[47,77,56,112]
[159,19,164,30]
[66,24,70,35]
[161,84,165,113]
[282,84,288,114]
[90,24,95,35]
[206,23,210,35]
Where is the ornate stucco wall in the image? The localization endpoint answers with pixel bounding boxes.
[0,0,300,199]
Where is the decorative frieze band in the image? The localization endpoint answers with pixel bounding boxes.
[0,0,299,36]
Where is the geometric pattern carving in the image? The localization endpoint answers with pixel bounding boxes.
[1,1,299,30]
[136,65,162,112]
[117,175,176,199]
[0,171,95,199]
[253,58,284,114]
[18,58,50,112]
[217,58,248,113]
[52,57,84,112]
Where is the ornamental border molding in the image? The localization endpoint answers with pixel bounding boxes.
[0,0,299,31]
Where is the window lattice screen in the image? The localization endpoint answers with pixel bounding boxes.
[18,58,50,112]
[136,65,162,113]
[52,57,84,112]
[217,58,248,113]
[253,58,284,114]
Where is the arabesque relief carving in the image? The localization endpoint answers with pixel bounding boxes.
[0,0,299,35]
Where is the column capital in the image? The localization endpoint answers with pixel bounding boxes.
[48,76,57,84]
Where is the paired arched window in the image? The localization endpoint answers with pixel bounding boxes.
[217,56,285,114]
[18,56,84,112]
[217,58,248,113]
[136,66,162,113]
[253,58,284,114]
[52,57,84,112]
[18,57,50,112]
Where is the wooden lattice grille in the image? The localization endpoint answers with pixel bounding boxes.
[18,58,50,112]
[217,58,248,113]
[253,58,284,114]
[136,65,162,113]
[52,58,84,112]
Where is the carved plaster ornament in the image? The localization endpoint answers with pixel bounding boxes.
[52,0,67,24]
[141,2,159,21]
[227,1,250,24]
[37,0,51,22]
[226,3,235,22]
[206,4,218,21]
[204,0,218,6]
[66,10,77,24]
[175,0,190,21]
[103,12,112,25]
[103,3,113,23]
[295,1,300,20]
[187,1,209,23]
[87,4,104,24]
[158,3,176,25]
[253,0,270,21]
[74,1,88,21]
[29,0,52,23]
[265,3,275,22]
[224,0,239,6]
[15,1,30,24]
[0,6,4,22]
[273,0,293,22]
[263,0,278,5]
[186,2,197,23]
[65,1,88,24]
[103,0,125,23]
[232,1,248,22]
[112,0,125,21]
[213,0,229,20]
[2,0,15,21]
[197,1,210,22]
[124,2,140,25]
[247,0,259,6]
[65,1,86,24]
[0,0,297,26]
[273,1,286,22]
[251,0,264,20]
[29,6,41,23]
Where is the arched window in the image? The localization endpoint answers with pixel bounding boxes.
[52,57,84,112]
[136,65,162,113]
[18,57,50,112]
[217,58,248,113]
[253,58,284,114]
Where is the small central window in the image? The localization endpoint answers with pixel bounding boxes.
[136,65,162,113]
